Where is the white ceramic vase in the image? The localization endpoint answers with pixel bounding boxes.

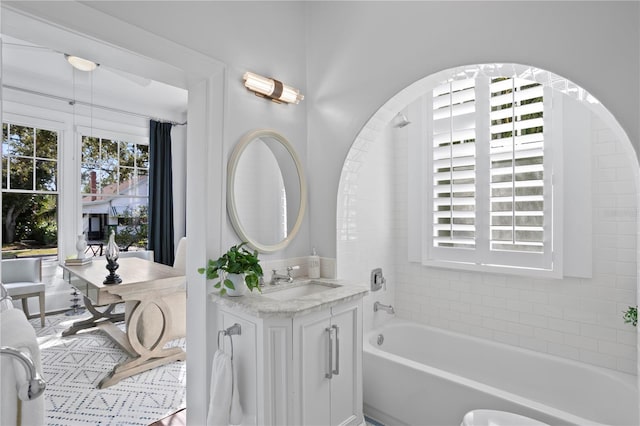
[105,230,120,262]
[225,273,246,297]
[76,234,87,259]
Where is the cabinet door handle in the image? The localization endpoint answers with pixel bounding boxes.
[332,325,340,376]
[325,327,333,379]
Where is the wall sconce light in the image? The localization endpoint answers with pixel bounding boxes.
[243,71,304,104]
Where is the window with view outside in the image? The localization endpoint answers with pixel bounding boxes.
[81,135,149,251]
[429,76,550,270]
[2,123,59,258]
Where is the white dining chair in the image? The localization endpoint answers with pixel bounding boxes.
[1,258,45,327]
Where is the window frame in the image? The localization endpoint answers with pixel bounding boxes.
[78,126,150,239]
[420,77,561,277]
[2,117,62,257]
[78,126,149,200]
[3,119,61,195]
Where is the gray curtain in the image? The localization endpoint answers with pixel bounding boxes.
[148,120,175,265]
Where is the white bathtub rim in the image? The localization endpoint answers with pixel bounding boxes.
[366,318,637,389]
[364,344,601,426]
[364,318,637,426]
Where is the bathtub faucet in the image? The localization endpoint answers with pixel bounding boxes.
[374,301,395,314]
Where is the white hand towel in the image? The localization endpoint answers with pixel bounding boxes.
[229,356,242,425]
[0,308,45,426]
[207,349,243,426]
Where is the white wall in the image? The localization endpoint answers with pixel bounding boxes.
[306,1,640,258]
[337,121,397,331]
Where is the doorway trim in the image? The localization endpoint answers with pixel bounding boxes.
[1,4,226,423]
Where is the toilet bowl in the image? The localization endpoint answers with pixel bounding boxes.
[461,409,550,426]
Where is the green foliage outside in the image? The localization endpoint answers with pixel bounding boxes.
[2,123,58,247]
[112,205,148,251]
[80,135,149,252]
[2,124,149,256]
[80,136,148,196]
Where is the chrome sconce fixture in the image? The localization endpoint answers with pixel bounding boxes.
[243,71,304,104]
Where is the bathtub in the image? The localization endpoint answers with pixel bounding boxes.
[363,319,638,426]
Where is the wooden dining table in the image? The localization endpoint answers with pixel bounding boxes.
[61,257,186,389]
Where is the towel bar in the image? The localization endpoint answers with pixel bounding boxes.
[217,323,241,360]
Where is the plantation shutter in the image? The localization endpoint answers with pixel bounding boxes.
[426,75,553,271]
[431,79,477,257]
[489,77,545,257]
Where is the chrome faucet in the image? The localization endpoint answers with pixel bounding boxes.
[270,266,295,285]
[374,301,395,314]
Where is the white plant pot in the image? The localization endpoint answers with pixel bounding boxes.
[225,273,246,297]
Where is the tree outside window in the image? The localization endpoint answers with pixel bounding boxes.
[81,135,149,251]
[2,123,58,257]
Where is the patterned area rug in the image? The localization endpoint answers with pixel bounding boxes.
[30,312,186,426]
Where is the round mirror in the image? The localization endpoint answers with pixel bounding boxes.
[227,129,307,253]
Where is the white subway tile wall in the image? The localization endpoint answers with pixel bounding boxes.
[337,105,398,330]
[338,107,637,375]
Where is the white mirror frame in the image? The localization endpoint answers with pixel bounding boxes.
[227,129,307,253]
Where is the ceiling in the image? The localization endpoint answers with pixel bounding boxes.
[2,35,188,123]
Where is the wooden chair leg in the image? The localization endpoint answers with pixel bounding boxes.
[39,292,45,328]
[21,298,30,318]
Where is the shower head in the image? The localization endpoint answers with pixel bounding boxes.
[392,112,411,128]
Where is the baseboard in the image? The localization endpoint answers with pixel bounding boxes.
[364,403,409,426]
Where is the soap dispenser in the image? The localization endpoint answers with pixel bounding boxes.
[308,248,320,279]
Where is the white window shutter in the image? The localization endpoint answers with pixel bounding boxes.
[430,79,478,262]
[426,76,554,272]
[489,78,545,251]
[486,78,551,269]
[427,79,476,261]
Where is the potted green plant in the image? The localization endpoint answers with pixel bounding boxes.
[623,305,637,327]
[198,242,263,296]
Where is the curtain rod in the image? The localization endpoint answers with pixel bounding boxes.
[2,84,187,126]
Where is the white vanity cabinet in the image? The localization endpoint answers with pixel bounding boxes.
[217,296,364,426]
[293,299,362,426]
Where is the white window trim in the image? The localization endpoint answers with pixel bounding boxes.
[3,112,65,132]
[411,77,563,278]
[2,119,61,195]
[76,125,148,146]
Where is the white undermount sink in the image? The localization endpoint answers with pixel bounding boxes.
[264,281,340,301]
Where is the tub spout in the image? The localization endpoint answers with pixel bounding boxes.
[374,302,395,314]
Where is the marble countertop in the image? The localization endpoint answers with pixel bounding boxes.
[209,278,369,318]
